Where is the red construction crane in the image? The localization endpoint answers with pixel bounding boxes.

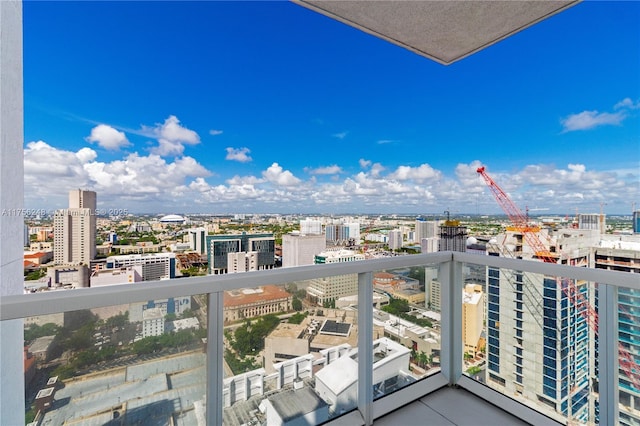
[477,165,640,391]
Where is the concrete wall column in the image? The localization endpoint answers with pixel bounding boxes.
[0,1,25,424]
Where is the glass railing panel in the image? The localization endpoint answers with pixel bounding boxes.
[461,263,599,425]
[617,285,640,426]
[372,264,441,401]
[222,276,358,425]
[461,261,487,384]
[24,293,208,425]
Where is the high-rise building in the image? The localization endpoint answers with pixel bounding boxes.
[68,189,96,210]
[424,220,465,312]
[346,222,361,243]
[633,210,640,234]
[206,232,275,274]
[415,219,439,243]
[388,229,403,251]
[300,219,323,235]
[187,228,207,254]
[420,237,439,254]
[325,222,360,245]
[593,237,640,426]
[53,189,97,265]
[462,284,484,357]
[282,232,326,268]
[486,228,595,423]
[578,213,605,234]
[438,219,467,252]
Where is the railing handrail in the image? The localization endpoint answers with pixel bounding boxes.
[2,251,637,321]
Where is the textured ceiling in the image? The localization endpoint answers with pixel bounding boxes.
[294,1,579,65]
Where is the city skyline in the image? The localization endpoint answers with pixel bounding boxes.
[23,1,639,215]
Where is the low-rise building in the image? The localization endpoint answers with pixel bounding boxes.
[223,285,292,323]
[142,307,165,338]
[47,265,90,288]
[315,338,412,415]
[106,253,176,281]
[28,335,56,362]
[260,384,330,426]
[90,265,143,287]
[263,311,371,373]
[24,251,53,265]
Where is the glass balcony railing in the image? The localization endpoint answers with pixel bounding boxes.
[2,251,638,425]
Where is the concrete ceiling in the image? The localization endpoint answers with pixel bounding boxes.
[293,0,580,65]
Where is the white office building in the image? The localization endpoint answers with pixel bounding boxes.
[578,213,605,234]
[142,307,165,338]
[300,219,323,235]
[106,253,176,281]
[187,227,207,254]
[282,232,327,268]
[388,229,403,250]
[414,219,439,243]
[306,250,364,305]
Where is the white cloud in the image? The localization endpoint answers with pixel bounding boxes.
[332,131,348,139]
[76,147,98,163]
[25,141,91,179]
[306,165,342,175]
[614,98,640,110]
[561,110,625,132]
[377,139,395,145]
[388,164,440,182]
[560,97,639,132]
[370,163,385,177]
[226,175,264,186]
[144,115,200,156]
[24,139,634,213]
[359,158,371,168]
[209,129,223,136]
[262,163,301,187]
[85,124,131,150]
[225,147,252,163]
[24,140,210,209]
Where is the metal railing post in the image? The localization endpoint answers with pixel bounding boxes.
[358,271,373,425]
[206,291,224,425]
[598,283,619,425]
[440,255,463,385]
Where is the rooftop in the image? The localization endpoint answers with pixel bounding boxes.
[224,285,291,308]
[266,385,329,422]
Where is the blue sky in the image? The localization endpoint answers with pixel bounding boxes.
[23,1,639,215]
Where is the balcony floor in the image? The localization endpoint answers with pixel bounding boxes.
[328,386,531,425]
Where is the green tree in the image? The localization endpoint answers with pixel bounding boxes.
[417,351,429,369]
[323,298,335,309]
[106,311,129,329]
[52,363,76,380]
[231,314,281,357]
[292,297,303,311]
[180,308,195,319]
[467,366,482,376]
[381,297,410,315]
[24,323,59,343]
[288,312,307,324]
[25,268,46,281]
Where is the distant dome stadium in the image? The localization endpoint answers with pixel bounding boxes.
[159,214,186,223]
